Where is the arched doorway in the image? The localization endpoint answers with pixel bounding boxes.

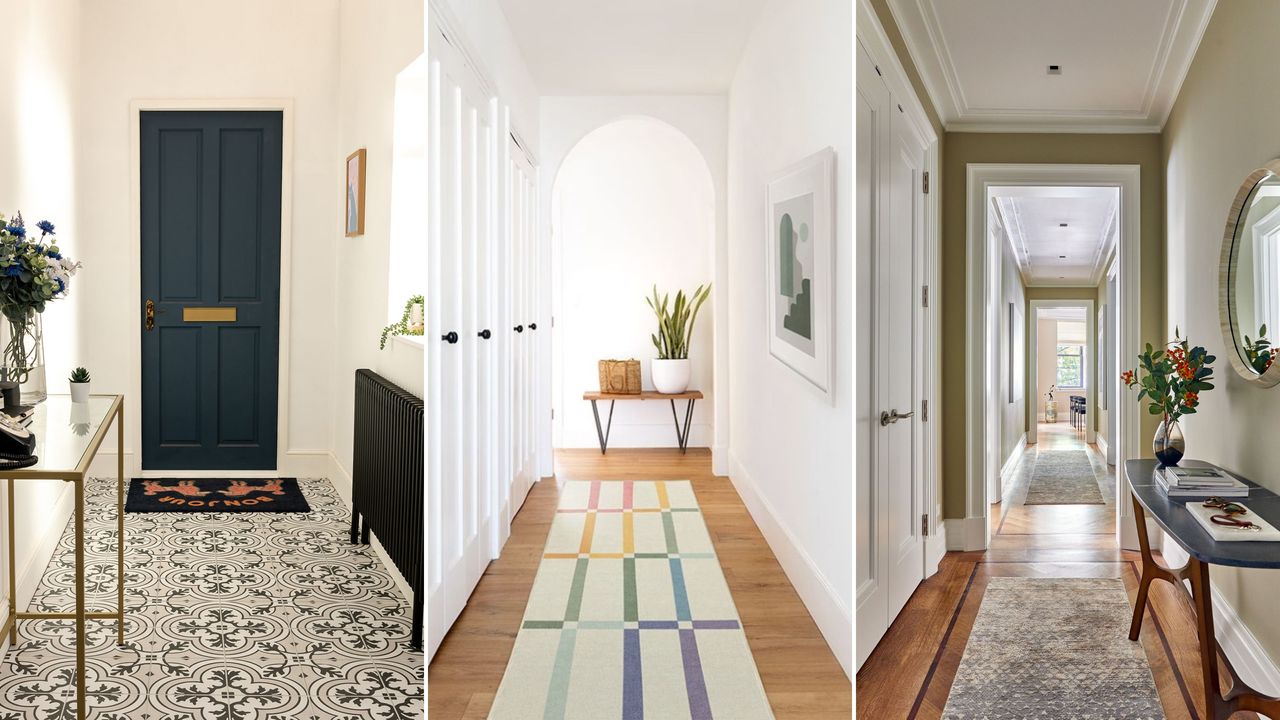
[551,117,718,452]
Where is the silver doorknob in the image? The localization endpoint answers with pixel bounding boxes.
[879,409,915,426]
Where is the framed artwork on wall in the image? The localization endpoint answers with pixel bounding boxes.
[346,148,367,237]
[766,147,835,401]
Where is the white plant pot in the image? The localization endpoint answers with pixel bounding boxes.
[70,381,90,404]
[651,358,691,394]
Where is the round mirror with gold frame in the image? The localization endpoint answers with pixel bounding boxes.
[1221,158,1280,386]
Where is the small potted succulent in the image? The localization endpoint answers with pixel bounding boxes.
[68,366,90,403]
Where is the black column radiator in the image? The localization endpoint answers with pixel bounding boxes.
[350,369,424,649]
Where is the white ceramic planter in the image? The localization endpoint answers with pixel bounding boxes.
[70,381,90,403]
[651,358,691,394]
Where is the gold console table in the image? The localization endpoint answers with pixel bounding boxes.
[0,394,124,720]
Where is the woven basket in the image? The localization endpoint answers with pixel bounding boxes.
[598,359,642,394]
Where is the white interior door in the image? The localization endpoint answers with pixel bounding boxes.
[856,38,931,669]
[883,85,927,619]
[855,40,889,668]
[509,139,538,512]
[427,22,508,659]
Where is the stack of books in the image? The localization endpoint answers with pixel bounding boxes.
[1156,465,1249,498]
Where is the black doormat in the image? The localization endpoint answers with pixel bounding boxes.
[125,478,311,513]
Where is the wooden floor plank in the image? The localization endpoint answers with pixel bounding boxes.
[857,425,1253,719]
[428,448,852,718]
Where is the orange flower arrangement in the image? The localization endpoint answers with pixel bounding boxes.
[1121,327,1215,424]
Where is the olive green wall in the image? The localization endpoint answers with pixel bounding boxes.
[939,133,1165,517]
[867,4,1165,518]
[1163,0,1280,666]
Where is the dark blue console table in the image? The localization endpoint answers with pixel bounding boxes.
[1127,459,1280,719]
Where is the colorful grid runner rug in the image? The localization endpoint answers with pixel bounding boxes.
[488,480,774,720]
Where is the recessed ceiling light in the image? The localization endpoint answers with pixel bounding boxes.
[1048,65,1062,75]
[1059,276,1065,279]
[1059,223,1068,227]
[1059,255,1066,259]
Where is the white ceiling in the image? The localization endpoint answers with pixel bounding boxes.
[993,186,1118,286]
[887,0,1217,132]
[495,0,768,95]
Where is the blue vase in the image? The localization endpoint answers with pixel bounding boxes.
[1154,417,1185,466]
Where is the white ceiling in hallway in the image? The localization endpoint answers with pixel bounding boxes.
[887,0,1217,131]
[495,0,767,94]
[992,186,1118,287]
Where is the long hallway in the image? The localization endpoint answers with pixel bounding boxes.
[992,422,1115,538]
[855,425,1241,719]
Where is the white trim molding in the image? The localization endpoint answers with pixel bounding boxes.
[885,0,1217,133]
[967,164,1142,552]
[945,516,987,552]
[999,433,1027,482]
[1027,299,1096,447]
[728,453,851,679]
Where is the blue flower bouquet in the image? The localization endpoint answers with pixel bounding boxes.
[0,212,80,399]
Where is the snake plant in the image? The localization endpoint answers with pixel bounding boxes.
[646,284,711,360]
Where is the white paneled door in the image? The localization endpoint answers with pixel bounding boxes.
[427,17,541,660]
[855,37,933,670]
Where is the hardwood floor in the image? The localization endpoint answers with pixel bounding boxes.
[857,425,1255,719]
[428,448,852,719]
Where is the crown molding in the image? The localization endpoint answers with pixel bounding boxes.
[886,0,1216,133]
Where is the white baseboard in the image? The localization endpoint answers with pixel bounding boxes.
[726,451,852,679]
[1159,534,1280,699]
[712,445,728,476]
[926,519,947,576]
[1095,433,1110,462]
[945,516,988,551]
[1000,434,1027,478]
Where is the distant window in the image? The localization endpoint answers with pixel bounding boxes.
[1056,343,1083,388]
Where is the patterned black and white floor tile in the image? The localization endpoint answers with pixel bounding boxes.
[0,477,423,719]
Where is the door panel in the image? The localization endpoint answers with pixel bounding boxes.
[856,37,930,669]
[140,111,282,470]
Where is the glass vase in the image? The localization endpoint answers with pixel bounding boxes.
[1154,416,1185,467]
[0,309,46,404]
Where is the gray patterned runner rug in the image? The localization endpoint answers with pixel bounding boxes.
[1023,450,1104,505]
[941,577,1163,720]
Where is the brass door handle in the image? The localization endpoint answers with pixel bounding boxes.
[145,300,155,331]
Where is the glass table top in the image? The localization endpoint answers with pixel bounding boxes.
[12,395,119,475]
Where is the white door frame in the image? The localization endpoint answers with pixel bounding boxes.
[127,98,296,478]
[1027,299,1096,447]
[965,164,1142,551]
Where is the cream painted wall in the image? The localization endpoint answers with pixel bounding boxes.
[550,117,715,449]
[0,0,83,645]
[727,0,852,677]
[1164,0,1280,678]
[76,0,344,474]
[332,0,424,479]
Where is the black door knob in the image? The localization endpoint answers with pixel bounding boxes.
[441,331,459,344]
[529,322,538,330]
[514,325,524,333]
[478,329,491,340]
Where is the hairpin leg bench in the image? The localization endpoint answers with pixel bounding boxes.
[583,390,704,454]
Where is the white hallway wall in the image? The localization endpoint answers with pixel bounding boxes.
[76,0,343,476]
[332,0,425,480]
[538,95,730,473]
[0,0,83,647]
[726,0,853,677]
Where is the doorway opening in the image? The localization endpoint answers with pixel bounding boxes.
[967,167,1140,551]
[550,117,717,460]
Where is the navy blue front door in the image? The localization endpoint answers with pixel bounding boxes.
[140,111,282,470]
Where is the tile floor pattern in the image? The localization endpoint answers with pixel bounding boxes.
[0,477,423,719]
